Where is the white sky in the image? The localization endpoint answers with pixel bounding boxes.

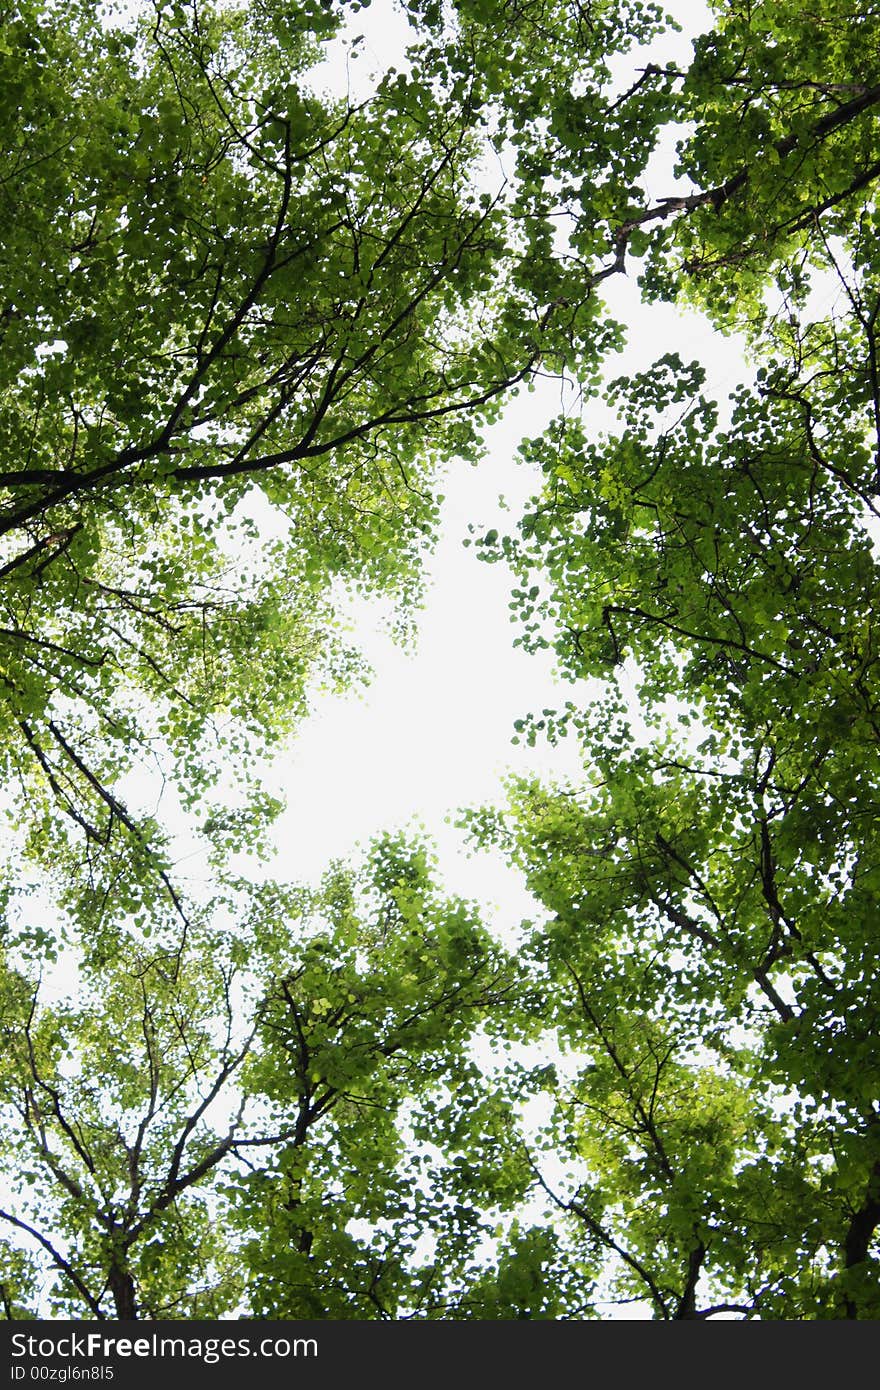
[269,313,746,914]
[264,0,755,932]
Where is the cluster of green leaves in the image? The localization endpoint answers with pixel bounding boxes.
[3,0,880,1323]
[648,0,880,321]
[470,0,880,1319]
[0,839,541,1319]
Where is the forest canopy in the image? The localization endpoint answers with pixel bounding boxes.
[1,0,879,1320]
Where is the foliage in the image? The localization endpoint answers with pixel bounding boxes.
[0,839,533,1318]
[1,0,880,1323]
[469,0,880,1318]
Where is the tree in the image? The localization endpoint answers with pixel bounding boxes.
[0,837,538,1319]
[3,0,880,1322]
[470,0,880,1318]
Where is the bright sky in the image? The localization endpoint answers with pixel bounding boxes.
[265,0,754,933]
[270,319,745,906]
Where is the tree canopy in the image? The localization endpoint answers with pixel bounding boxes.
[1,0,879,1321]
